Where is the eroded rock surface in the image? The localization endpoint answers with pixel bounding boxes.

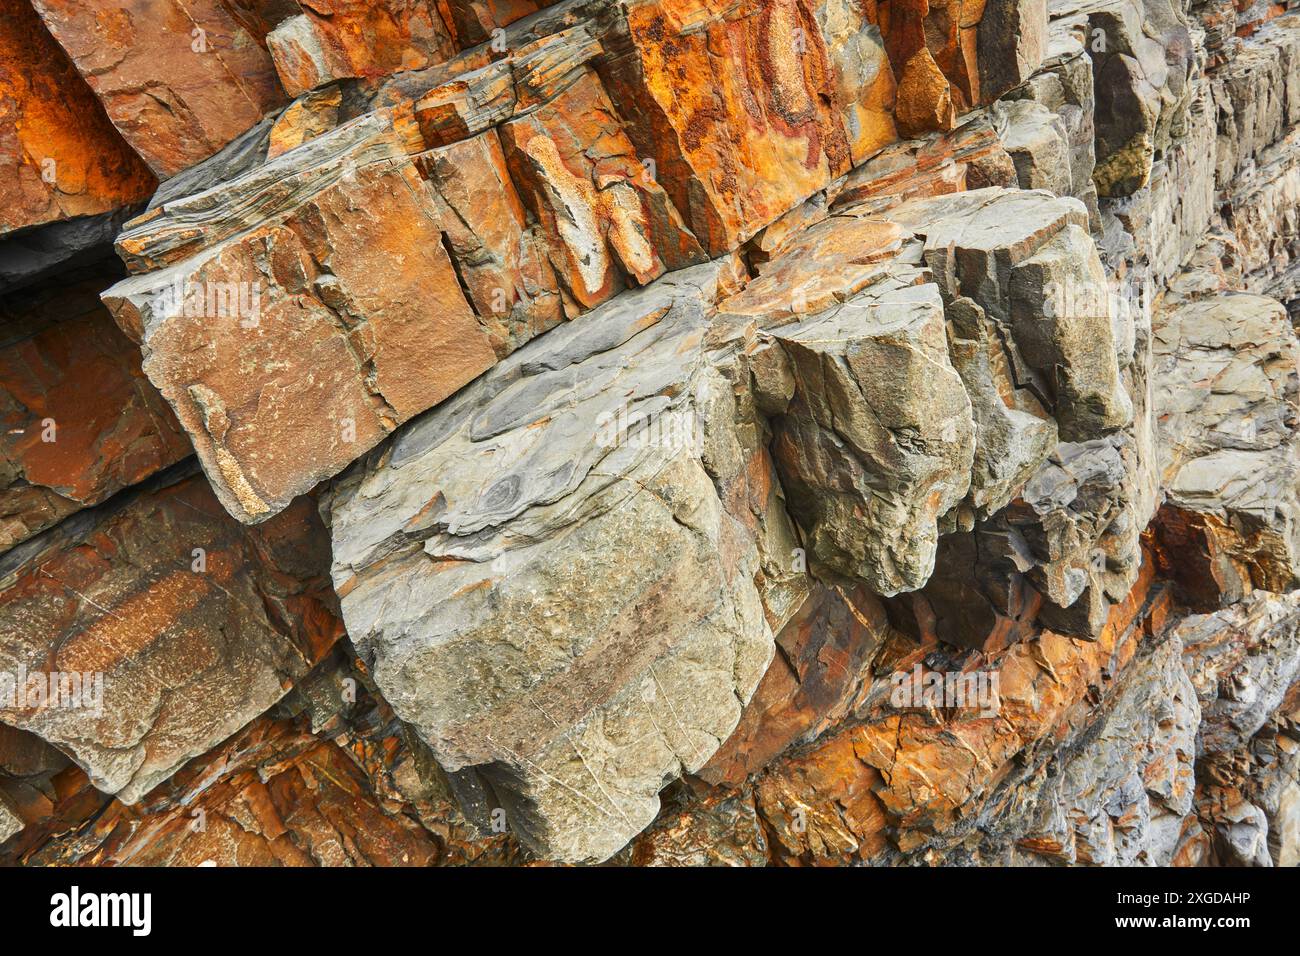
[2,0,1300,870]
[0,466,342,803]
[1151,284,1300,607]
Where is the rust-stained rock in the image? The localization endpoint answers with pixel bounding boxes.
[415,130,564,352]
[3,0,1300,873]
[614,787,770,865]
[894,47,956,138]
[0,466,343,803]
[267,2,457,97]
[699,584,894,788]
[0,653,525,865]
[0,266,192,553]
[754,554,1168,863]
[30,0,288,178]
[596,0,867,255]
[103,115,498,524]
[266,85,343,159]
[499,67,706,311]
[0,0,155,236]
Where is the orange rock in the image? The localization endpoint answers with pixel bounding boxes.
[0,0,155,235]
[750,554,1164,862]
[0,265,191,552]
[439,0,550,48]
[267,1,457,97]
[894,47,956,138]
[415,131,564,354]
[700,584,893,788]
[0,470,344,805]
[500,67,706,311]
[31,0,287,178]
[267,85,343,158]
[597,0,860,256]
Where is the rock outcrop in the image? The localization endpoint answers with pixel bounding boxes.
[2,0,1300,869]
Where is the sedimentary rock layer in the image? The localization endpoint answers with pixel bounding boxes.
[2,0,1300,869]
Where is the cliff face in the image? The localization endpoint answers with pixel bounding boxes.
[0,0,1298,867]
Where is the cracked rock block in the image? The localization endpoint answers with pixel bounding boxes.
[326,263,777,862]
[976,0,1048,103]
[0,466,343,804]
[871,188,1137,645]
[995,32,1100,224]
[727,185,1131,639]
[103,114,499,524]
[1212,14,1300,185]
[30,0,288,179]
[267,2,457,97]
[755,282,977,596]
[498,67,706,311]
[993,99,1075,198]
[0,0,156,236]
[1084,0,1196,197]
[594,0,892,256]
[889,188,1133,444]
[1151,292,1300,607]
[0,793,20,845]
[414,131,565,353]
[1224,124,1300,304]
[0,267,192,554]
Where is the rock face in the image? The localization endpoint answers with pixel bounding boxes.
[0,0,155,236]
[1152,291,1300,606]
[0,264,192,552]
[29,0,288,178]
[325,263,777,861]
[3,0,1300,870]
[0,465,342,803]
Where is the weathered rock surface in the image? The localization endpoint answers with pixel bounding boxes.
[0,649,524,866]
[1151,290,1300,606]
[1175,590,1300,866]
[2,0,1300,871]
[0,265,192,553]
[325,262,778,861]
[30,0,288,178]
[0,0,155,236]
[104,114,501,524]
[0,465,342,803]
[267,3,457,97]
